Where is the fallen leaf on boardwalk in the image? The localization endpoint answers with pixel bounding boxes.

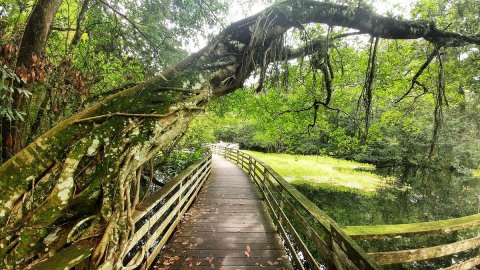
[277,257,283,261]
[245,244,251,257]
[267,261,274,265]
[205,256,214,264]
[196,261,202,265]
[163,260,170,266]
[211,264,215,268]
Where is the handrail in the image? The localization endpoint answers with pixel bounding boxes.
[123,153,212,268]
[212,145,382,270]
[30,153,212,270]
[361,221,480,266]
[368,235,480,265]
[345,213,480,239]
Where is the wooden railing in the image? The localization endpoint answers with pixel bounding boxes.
[31,153,212,270]
[212,145,382,270]
[345,214,480,268]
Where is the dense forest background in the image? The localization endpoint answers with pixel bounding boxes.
[188,0,480,171]
[194,33,480,170]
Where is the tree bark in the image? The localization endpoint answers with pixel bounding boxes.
[70,0,91,47]
[1,0,63,161]
[0,1,478,268]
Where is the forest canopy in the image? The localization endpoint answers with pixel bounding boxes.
[0,0,479,268]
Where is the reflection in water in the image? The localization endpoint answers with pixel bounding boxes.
[292,167,480,269]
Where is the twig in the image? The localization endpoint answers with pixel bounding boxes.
[96,0,155,48]
[330,31,364,40]
[195,0,222,27]
[74,112,177,123]
[67,216,96,243]
[52,27,77,31]
[396,48,438,103]
[272,99,342,119]
[273,102,317,118]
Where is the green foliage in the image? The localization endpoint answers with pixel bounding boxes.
[0,65,30,121]
[155,148,207,178]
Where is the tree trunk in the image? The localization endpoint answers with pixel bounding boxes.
[0,1,478,268]
[1,0,62,161]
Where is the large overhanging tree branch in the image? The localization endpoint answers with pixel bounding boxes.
[0,0,478,268]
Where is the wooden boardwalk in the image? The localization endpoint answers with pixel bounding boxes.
[155,155,293,270]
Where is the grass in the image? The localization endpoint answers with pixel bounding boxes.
[244,151,395,194]
[473,169,480,178]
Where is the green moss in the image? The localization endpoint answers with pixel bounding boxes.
[244,151,395,194]
[291,180,375,196]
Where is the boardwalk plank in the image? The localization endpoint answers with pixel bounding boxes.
[157,256,291,269]
[160,249,286,258]
[166,242,283,250]
[176,226,276,233]
[154,156,293,270]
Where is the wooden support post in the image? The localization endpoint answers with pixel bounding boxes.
[277,189,284,234]
[248,157,254,178]
[261,167,269,201]
[178,178,184,218]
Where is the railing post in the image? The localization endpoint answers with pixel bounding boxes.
[178,176,184,211]
[326,226,337,270]
[248,157,253,177]
[261,167,268,201]
[277,189,284,234]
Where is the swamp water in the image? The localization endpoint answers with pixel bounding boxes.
[293,167,480,269]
